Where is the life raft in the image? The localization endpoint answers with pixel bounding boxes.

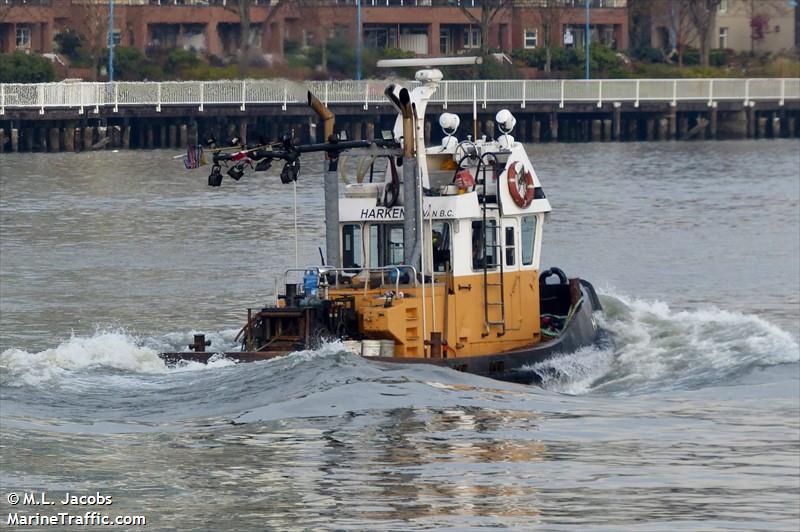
[507,162,535,208]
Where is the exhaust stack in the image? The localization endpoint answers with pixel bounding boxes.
[384,85,415,158]
[307,91,335,142]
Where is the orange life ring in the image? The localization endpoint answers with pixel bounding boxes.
[507,162,535,208]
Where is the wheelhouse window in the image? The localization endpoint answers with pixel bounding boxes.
[369,224,404,268]
[521,215,537,266]
[431,221,451,273]
[341,224,362,269]
[505,226,516,266]
[472,220,498,271]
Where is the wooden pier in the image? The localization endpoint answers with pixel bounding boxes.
[1,78,798,152]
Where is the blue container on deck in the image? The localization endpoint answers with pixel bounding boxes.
[303,270,318,298]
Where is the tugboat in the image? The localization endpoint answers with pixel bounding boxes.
[161,58,603,383]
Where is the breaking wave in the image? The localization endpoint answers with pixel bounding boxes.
[0,328,241,387]
[530,292,799,395]
[1,292,797,400]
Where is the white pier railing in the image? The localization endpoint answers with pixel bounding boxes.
[1,78,797,115]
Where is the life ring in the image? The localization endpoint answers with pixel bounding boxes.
[507,162,535,208]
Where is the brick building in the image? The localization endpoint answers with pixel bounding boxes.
[1,0,628,63]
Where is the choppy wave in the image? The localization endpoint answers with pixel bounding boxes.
[1,292,798,401]
[530,292,799,395]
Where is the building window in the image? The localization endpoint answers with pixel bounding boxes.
[16,26,31,49]
[111,29,121,46]
[524,28,538,49]
[718,27,728,49]
[463,26,481,49]
[718,0,727,13]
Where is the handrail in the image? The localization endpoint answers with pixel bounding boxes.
[284,265,419,299]
[1,79,796,112]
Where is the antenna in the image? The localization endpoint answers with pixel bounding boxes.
[376,56,483,68]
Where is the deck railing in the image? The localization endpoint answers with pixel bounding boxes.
[1,78,797,115]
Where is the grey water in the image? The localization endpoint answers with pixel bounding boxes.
[1,141,798,530]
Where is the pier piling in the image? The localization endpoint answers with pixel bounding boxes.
[179,124,187,148]
[63,126,74,152]
[710,107,718,139]
[168,125,177,148]
[757,116,767,138]
[11,128,19,152]
[657,118,668,141]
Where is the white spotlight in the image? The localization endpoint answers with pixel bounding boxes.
[439,113,460,135]
[495,109,516,134]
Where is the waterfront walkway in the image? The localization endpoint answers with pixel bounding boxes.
[2,78,798,114]
[0,78,798,151]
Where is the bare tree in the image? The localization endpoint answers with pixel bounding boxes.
[627,0,653,51]
[225,0,291,74]
[684,0,722,67]
[291,1,336,73]
[536,0,567,73]
[655,0,696,68]
[459,0,513,56]
[735,0,792,54]
[70,1,109,80]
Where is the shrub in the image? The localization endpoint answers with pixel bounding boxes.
[0,52,56,82]
[112,47,163,80]
[630,45,664,64]
[682,48,700,66]
[165,49,203,77]
[709,48,731,67]
[54,30,83,61]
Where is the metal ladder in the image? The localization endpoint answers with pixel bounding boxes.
[479,160,506,337]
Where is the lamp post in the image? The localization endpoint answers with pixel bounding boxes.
[356,0,362,81]
[584,0,590,80]
[108,0,115,82]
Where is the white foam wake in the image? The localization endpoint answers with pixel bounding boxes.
[530,292,799,395]
[0,328,242,387]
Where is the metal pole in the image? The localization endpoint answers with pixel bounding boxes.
[356,0,363,81]
[108,0,115,81]
[293,179,299,269]
[584,0,590,80]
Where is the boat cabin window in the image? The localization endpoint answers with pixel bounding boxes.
[505,226,515,267]
[521,215,537,266]
[369,224,404,268]
[341,224,363,269]
[471,220,498,271]
[431,221,451,273]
